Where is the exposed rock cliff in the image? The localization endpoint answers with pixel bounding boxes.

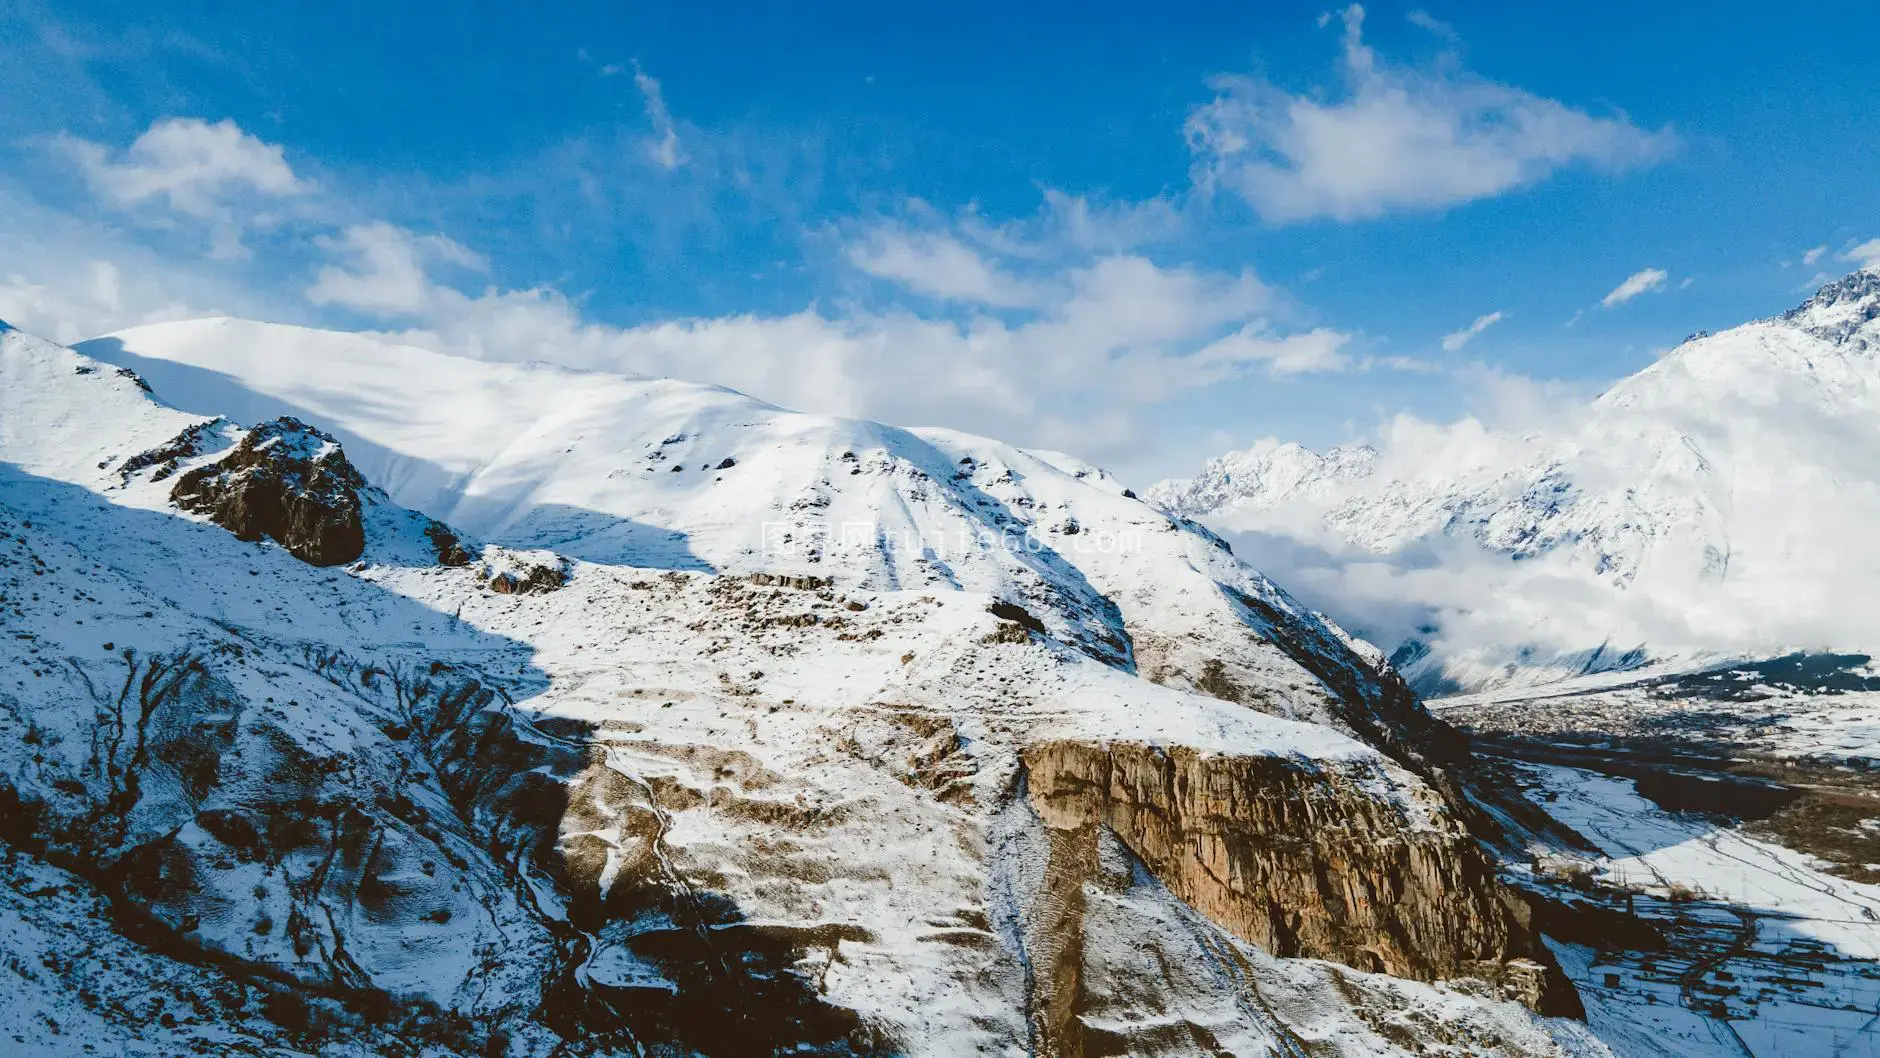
[1022,740,1582,1021]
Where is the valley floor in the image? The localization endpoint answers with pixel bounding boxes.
[1435,660,1880,767]
[1518,762,1880,1058]
[1440,661,1880,1055]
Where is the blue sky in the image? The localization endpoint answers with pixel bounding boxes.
[2,0,1877,483]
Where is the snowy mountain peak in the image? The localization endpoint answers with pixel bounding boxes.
[1146,438,1379,517]
[1780,266,1880,344]
[66,316,1485,762]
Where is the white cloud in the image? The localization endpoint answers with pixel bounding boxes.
[1374,354,1442,373]
[1190,325,1353,378]
[0,261,204,345]
[1846,238,1880,270]
[54,117,310,257]
[961,189,1186,256]
[1600,266,1667,307]
[1404,9,1459,41]
[1184,4,1673,223]
[1041,254,1271,351]
[632,62,685,171]
[846,227,1045,307]
[1440,310,1503,351]
[297,216,1335,464]
[830,197,1301,419]
[1211,350,1880,683]
[306,222,486,317]
[1802,244,1827,266]
[0,182,283,341]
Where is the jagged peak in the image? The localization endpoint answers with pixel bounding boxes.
[239,414,352,468]
[1785,265,1880,316]
[1776,266,1880,343]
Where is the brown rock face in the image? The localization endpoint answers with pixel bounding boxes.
[424,520,473,566]
[1022,740,1581,1019]
[170,417,367,566]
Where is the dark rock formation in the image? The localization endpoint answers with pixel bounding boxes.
[747,572,833,590]
[988,599,1047,635]
[1022,740,1583,1018]
[425,520,473,566]
[169,417,367,567]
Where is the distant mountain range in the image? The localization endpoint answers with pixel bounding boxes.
[1150,268,1880,695]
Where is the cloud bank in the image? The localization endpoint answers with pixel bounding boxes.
[53,117,311,258]
[1197,309,1880,689]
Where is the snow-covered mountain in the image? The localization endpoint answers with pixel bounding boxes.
[0,317,1614,1055]
[1148,440,1380,519]
[1150,267,1880,695]
[77,316,1499,760]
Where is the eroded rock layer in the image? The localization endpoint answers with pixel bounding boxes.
[1023,740,1582,1018]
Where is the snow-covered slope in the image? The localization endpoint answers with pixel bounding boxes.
[1,318,1605,1055]
[78,316,1462,759]
[1151,268,1880,694]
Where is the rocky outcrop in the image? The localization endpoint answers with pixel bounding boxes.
[424,520,473,566]
[1022,740,1582,1018]
[116,417,229,484]
[488,559,568,594]
[0,637,880,1056]
[1782,266,1880,344]
[169,417,367,566]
